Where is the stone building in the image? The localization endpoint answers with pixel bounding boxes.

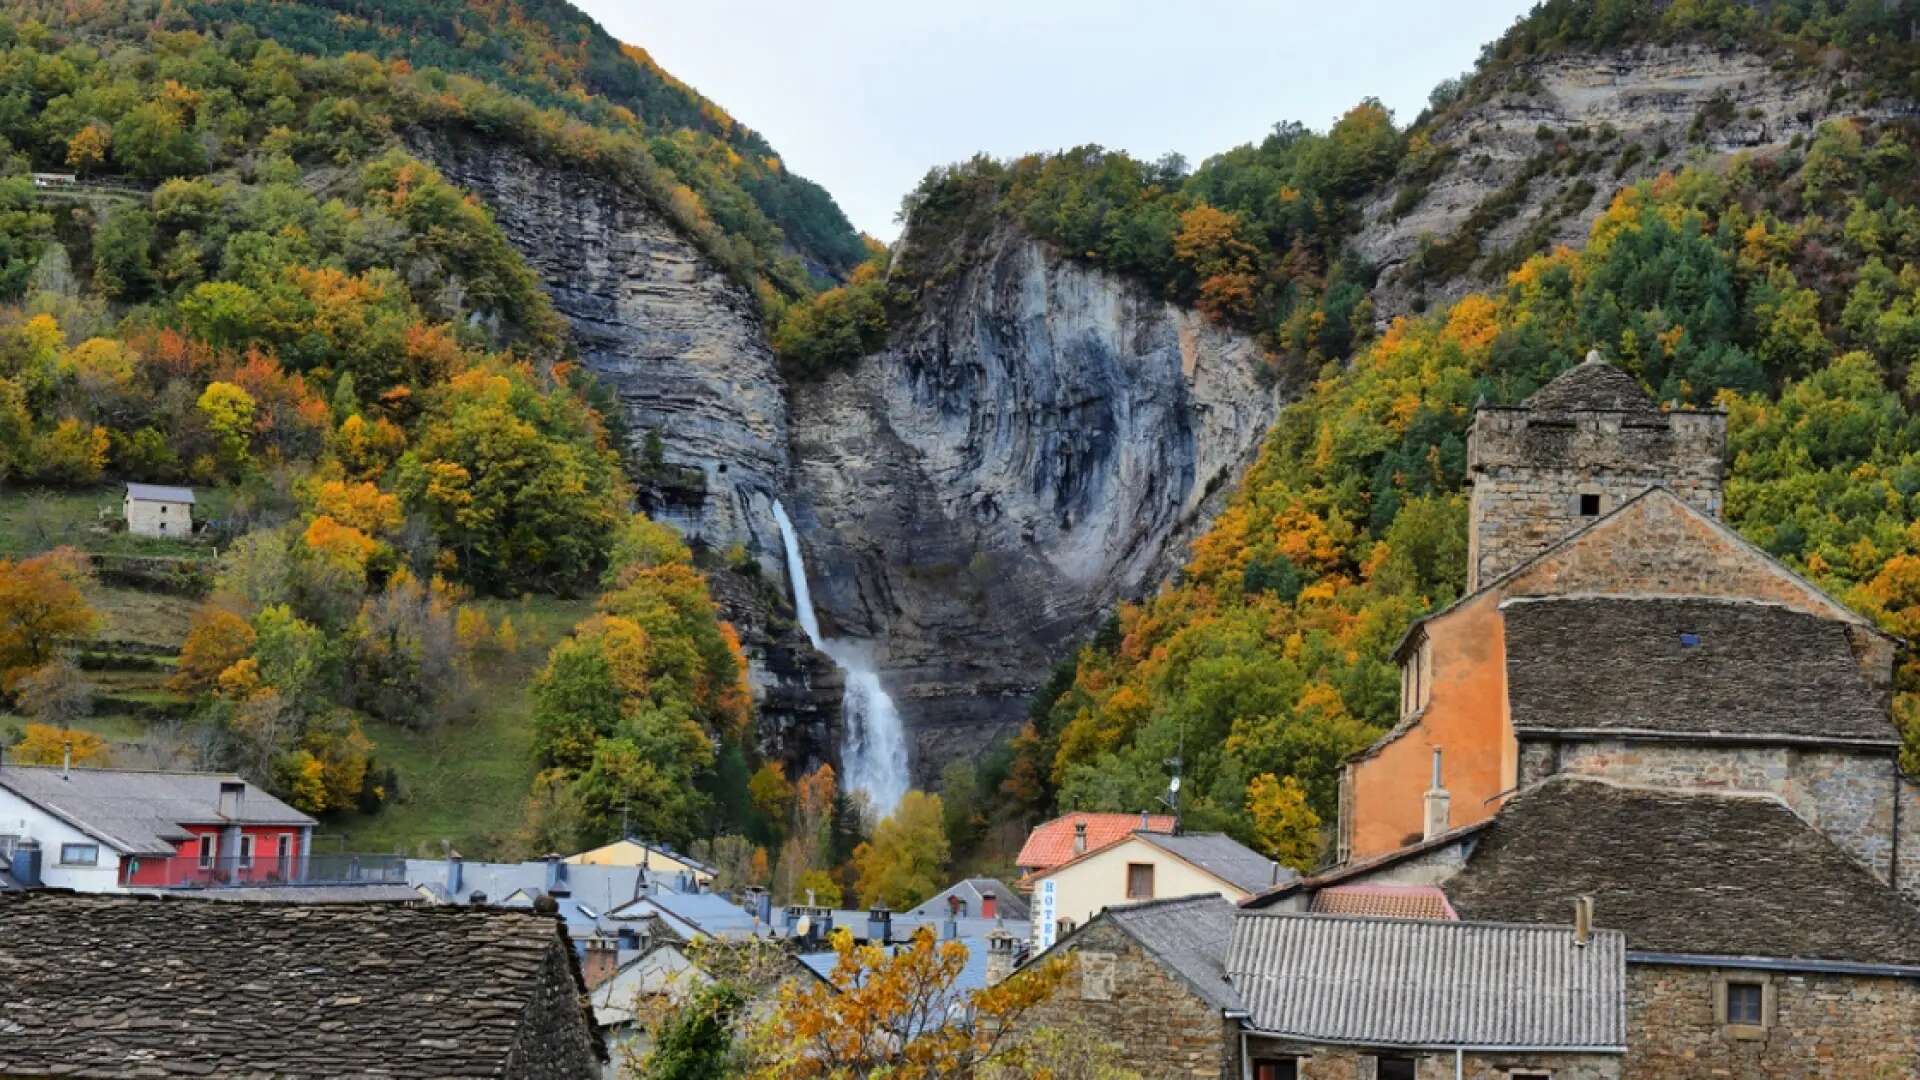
[0,890,605,1078]
[123,481,194,538]
[1298,352,1920,1078]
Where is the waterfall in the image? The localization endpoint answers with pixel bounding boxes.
[772,501,910,816]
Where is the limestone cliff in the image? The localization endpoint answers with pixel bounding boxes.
[407,126,791,566]
[787,227,1283,779]
[1358,44,1899,319]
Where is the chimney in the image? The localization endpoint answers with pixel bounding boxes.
[11,839,40,888]
[1072,821,1087,855]
[446,854,463,898]
[1423,749,1451,842]
[942,914,959,940]
[1140,810,1149,830]
[218,780,244,820]
[981,890,997,919]
[469,890,488,905]
[62,741,71,780]
[985,927,1017,985]
[582,937,620,990]
[1574,895,1594,947]
[868,904,892,945]
[543,853,566,895]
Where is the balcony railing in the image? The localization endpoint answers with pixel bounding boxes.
[137,852,408,890]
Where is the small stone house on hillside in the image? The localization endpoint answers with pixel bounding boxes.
[0,891,604,1078]
[123,481,193,538]
[1022,826,1289,950]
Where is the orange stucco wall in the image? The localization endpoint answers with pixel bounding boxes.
[1347,590,1515,859]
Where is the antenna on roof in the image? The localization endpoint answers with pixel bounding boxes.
[1161,722,1185,834]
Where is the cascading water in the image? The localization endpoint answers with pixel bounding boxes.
[772,501,910,815]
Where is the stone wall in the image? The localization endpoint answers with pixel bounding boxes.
[1245,1037,1619,1079]
[1017,921,1237,1080]
[504,933,605,1079]
[1467,407,1723,590]
[1627,962,1920,1079]
[1518,738,1903,886]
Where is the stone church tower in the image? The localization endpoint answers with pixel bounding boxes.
[1465,351,1726,591]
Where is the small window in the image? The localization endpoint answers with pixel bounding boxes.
[1253,1060,1298,1080]
[198,835,217,868]
[1125,862,1154,900]
[60,843,98,866]
[1508,1072,1552,1080]
[1578,493,1602,516]
[1727,980,1764,1026]
[1375,1057,1417,1080]
[238,835,254,869]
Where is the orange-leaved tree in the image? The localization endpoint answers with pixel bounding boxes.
[750,926,1072,1080]
[0,547,96,692]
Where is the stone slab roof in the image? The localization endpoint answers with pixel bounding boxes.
[1309,884,1457,921]
[1133,831,1290,894]
[124,482,194,504]
[1102,893,1243,1013]
[0,765,314,855]
[1502,596,1894,744]
[0,891,602,1078]
[1519,356,1658,414]
[1228,911,1626,1050]
[1445,777,1920,966]
[1015,812,1173,871]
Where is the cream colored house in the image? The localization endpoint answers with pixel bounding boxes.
[563,837,716,886]
[124,483,194,539]
[1024,829,1290,951]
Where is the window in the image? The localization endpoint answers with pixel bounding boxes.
[198,835,217,868]
[1508,1072,1552,1080]
[1578,492,1602,516]
[1726,981,1764,1025]
[238,835,254,869]
[1253,1060,1298,1080]
[1715,972,1771,1038]
[1375,1057,1417,1080]
[59,843,98,866]
[0,834,17,859]
[1125,862,1154,900]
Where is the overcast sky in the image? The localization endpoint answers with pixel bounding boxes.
[579,2,1537,241]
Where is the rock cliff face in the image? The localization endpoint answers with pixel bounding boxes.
[1357,45,1892,319]
[407,127,791,567]
[787,228,1282,780]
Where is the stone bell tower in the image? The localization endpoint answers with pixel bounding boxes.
[1465,351,1725,591]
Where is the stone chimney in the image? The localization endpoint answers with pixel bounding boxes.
[980,890,997,919]
[1423,749,1451,842]
[582,937,620,990]
[1574,895,1595,947]
[867,905,892,945]
[985,927,1017,985]
[1072,821,1087,855]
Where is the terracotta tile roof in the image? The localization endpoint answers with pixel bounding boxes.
[1309,884,1458,921]
[0,891,604,1078]
[1445,777,1920,966]
[1015,812,1173,871]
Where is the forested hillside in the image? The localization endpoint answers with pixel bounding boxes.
[999,0,1920,870]
[0,7,792,853]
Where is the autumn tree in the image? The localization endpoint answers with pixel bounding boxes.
[171,606,257,694]
[11,723,108,767]
[0,548,96,691]
[852,791,949,910]
[749,927,1072,1080]
[1246,773,1322,871]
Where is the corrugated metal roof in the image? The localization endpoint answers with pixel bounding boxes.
[0,766,312,854]
[1227,912,1625,1050]
[124,482,195,504]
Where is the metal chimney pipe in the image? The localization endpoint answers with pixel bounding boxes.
[62,741,71,780]
[1574,895,1594,947]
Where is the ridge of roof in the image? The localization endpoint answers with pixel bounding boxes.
[1241,819,1493,909]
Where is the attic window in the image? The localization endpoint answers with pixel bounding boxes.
[1578,493,1602,516]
